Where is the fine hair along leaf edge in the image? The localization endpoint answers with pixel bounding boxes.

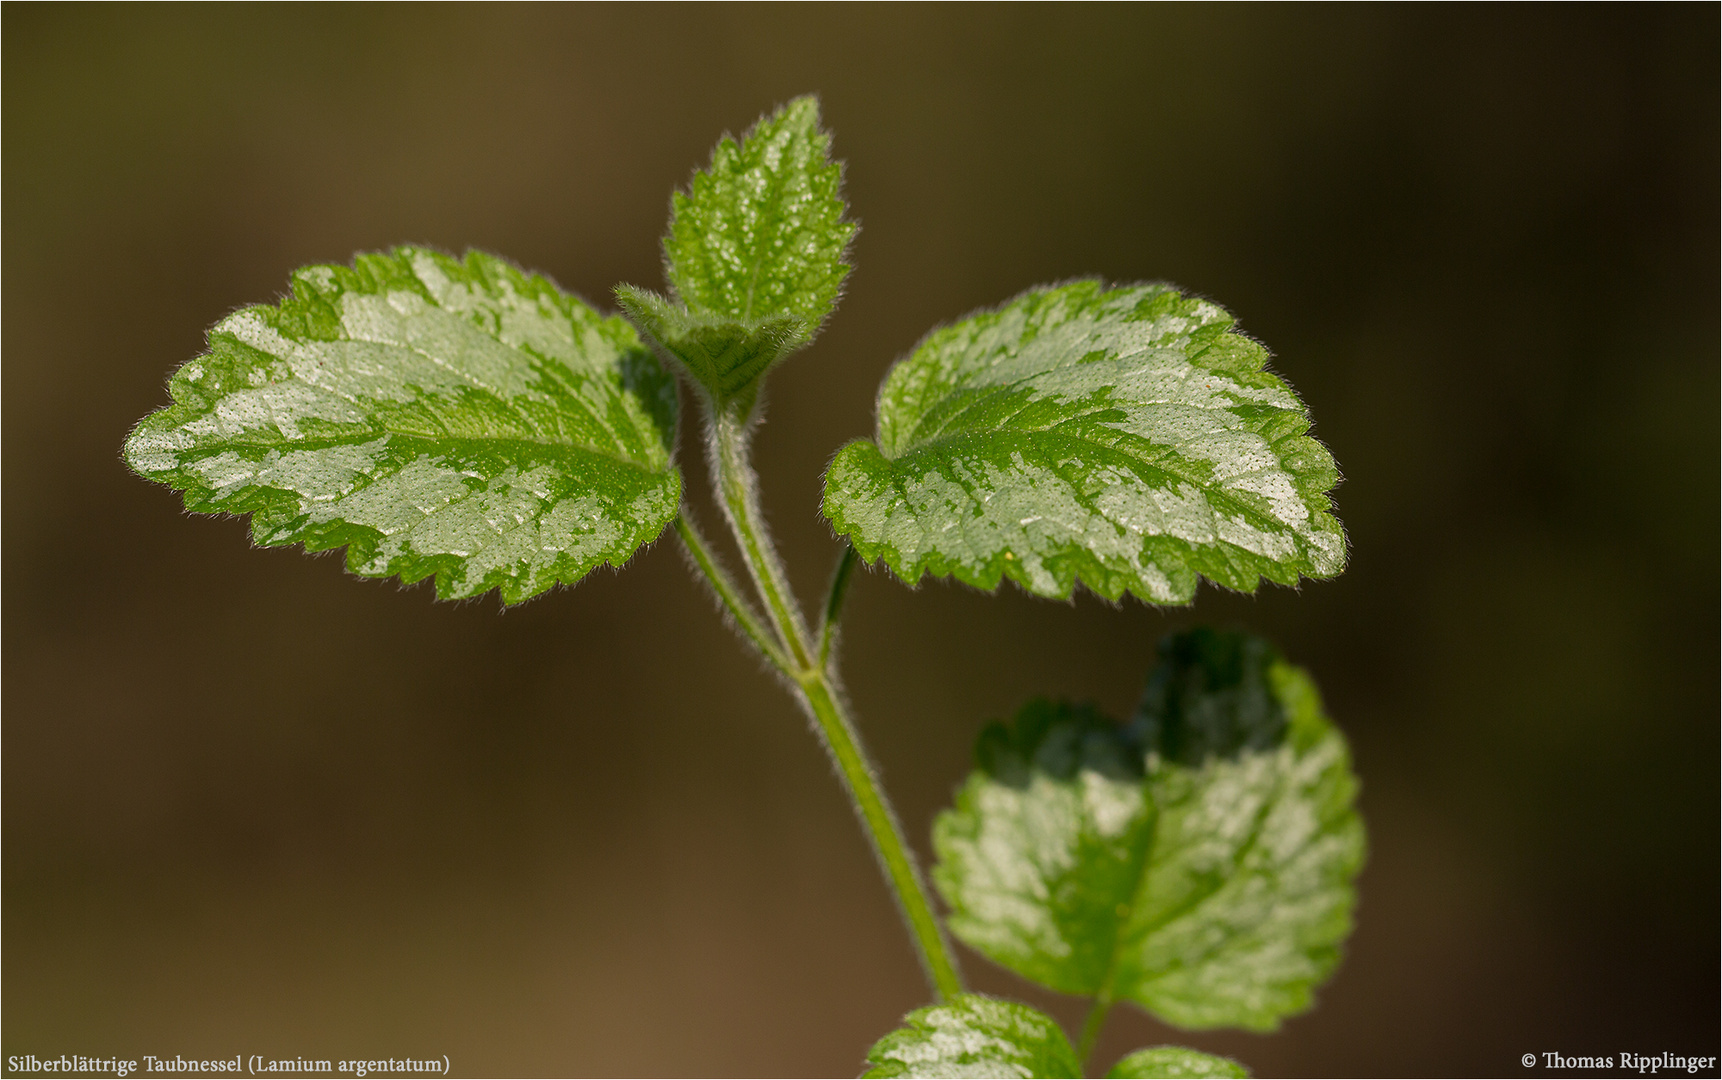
[821,277,1349,606]
[123,245,683,605]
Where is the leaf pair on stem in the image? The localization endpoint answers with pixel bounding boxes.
[869,628,1362,1077]
[125,96,1359,1077]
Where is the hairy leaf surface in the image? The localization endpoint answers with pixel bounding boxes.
[622,95,855,411]
[1105,1046,1249,1079]
[665,94,854,330]
[823,282,1345,603]
[124,247,680,603]
[863,994,1081,1079]
[932,629,1364,1031]
[614,285,802,414]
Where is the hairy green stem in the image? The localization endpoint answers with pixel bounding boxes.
[710,409,814,670]
[695,406,964,1001]
[674,513,794,678]
[1077,996,1112,1067]
[797,673,964,1000]
[817,542,858,670]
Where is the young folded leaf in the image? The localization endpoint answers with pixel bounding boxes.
[614,285,804,416]
[932,629,1364,1031]
[621,95,855,413]
[124,247,680,603]
[666,94,853,331]
[822,282,1345,603]
[1105,1046,1249,1079]
[863,994,1082,1079]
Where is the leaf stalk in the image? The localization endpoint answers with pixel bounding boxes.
[817,542,858,670]
[709,409,815,671]
[1077,995,1112,1067]
[673,513,794,678]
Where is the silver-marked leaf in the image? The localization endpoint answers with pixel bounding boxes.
[1106,1047,1249,1079]
[664,94,854,330]
[822,282,1345,603]
[932,629,1364,1032]
[124,247,680,603]
[863,994,1081,1079]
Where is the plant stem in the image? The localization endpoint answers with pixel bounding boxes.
[797,673,964,1000]
[1077,996,1112,1067]
[710,409,814,671]
[693,406,965,1001]
[817,542,858,670]
[674,513,794,679]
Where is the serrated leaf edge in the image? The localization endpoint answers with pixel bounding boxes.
[125,246,683,605]
[821,279,1348,605]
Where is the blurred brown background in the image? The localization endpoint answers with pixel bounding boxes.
[5,5,1717,1077]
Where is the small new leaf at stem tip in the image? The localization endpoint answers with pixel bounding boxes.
[665,94,855,328]
[614,285,805,415]
[617,95,855,413]
[931,628,1364,1032]
[124,246,681,604]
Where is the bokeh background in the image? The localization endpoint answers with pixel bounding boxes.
[5,6,1717,1077]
